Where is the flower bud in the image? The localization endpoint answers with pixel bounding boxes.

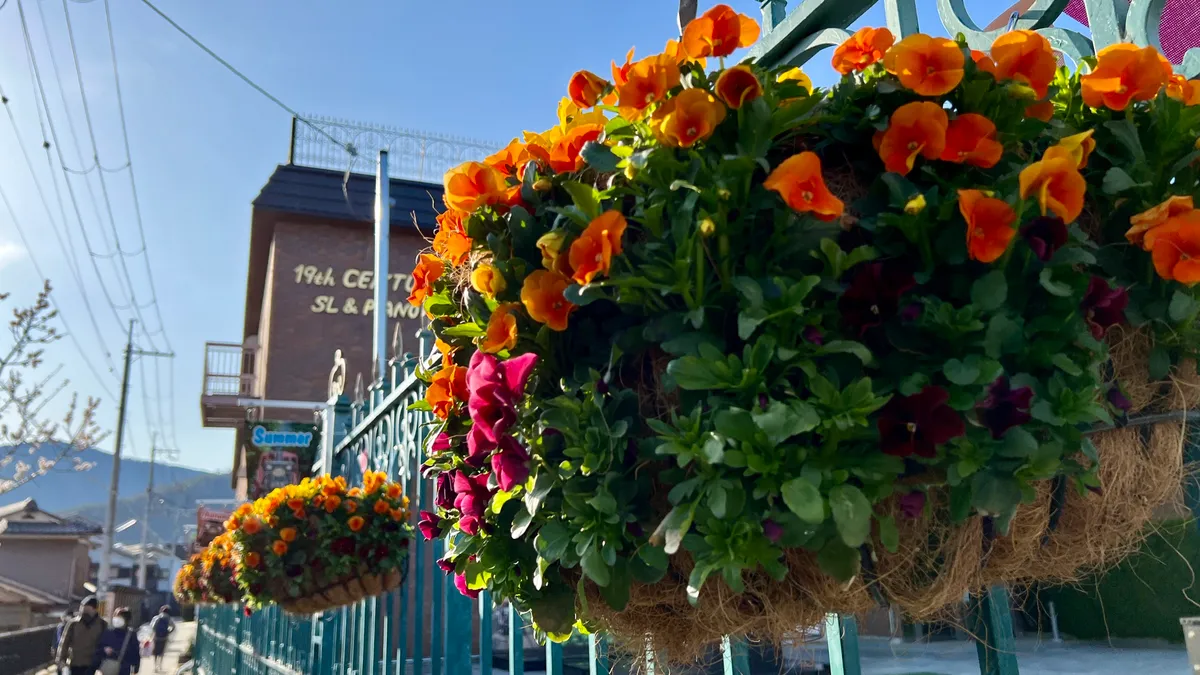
[533,178,552,192]
[903,194,926,215]
[699,218,716,237]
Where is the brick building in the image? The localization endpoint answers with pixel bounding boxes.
[200,150,445,499]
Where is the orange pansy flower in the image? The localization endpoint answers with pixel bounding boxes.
[344,500,358,514]
[612,48,635,88]
[989,30,1057,98]
[831,26,894,74]
[470,263,507,299]
[568,70,609,109]
[1018,146,1087,223]
[386,484,403,500]
[279,527,297,543]
[1081,43,1172,111]
[1127,195,1195,247]
[324,495,342,513]
[883,33,965,96]
[1168,74,1200,106]
[286,498,303,512]
[549,123,605,173]
[521,270,576,331]
[348,516,366,533]
[763,152,845,222]
[616,53,681,120]
[426,357,468,420]
[681,4,759,60]
[650,88,727,148]
[244,552,261,569]
[1055,130,1095,169]
[485,139,534,179]
[241,517,262,535]
[480,303,520,354]
[347,487,363,498]
[1145,210,1200,285]
[373,499,391,515]
[714,65,763,109]
[877,101,949,176]
[443,161,510,214]
[271,540,288,556]
[941,113,1003,169]
[664,39,706,69]
[1025,100,1055,122]
[958,189,1017,263]
[391,509,407,522]
[971,49,998,77]
[568,211,627,285]
[433,211,472,266]
[407,254,445,308]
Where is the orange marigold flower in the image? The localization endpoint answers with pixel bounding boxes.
[432,211,472,266]
[286,498,304,511]
[763,152,844,222]
[374,499,391,515]
[443,161,509,214]
[345,500,358,514]
[324,495,342,513]
[407,254,444,308]
[568,211,628,285]
[1145,210,1200,285]
[989,30,1057,98]
[1167,74,1200,106]
[271,540,288,556]
[426,357,468,420]
[941,113,1003,169]
[883,33,965,97]
[390,508,406,522]
[347,487,362,498]
[1025,100,1055,122]
[1019,146,1087,223]
[241,517,262,535]
[549,123,605,173]
[521,270,576,331]
[1055,130,1095,169]
[831,26,894,74]
[568,70,609,109]
[971,49,998,77]
[279,527,297,543]
[322,481,342,496]
[1127,195,1195,247]
[616,54,681,120]
[485,138,533,178]
[386,484,402,500]
[244,552,262,569]
[958,190,1017,263]
[714,65,763,109]
[481,303,520,354]
[877,101,949,176]
[348,516,366,533]
[681,4,759,60]
[649,88,727,148]
[1081,43,1172,111]
[470,263,507,299]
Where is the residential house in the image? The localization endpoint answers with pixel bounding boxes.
[0,498,100,630]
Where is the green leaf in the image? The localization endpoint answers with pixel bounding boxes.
[970,472,1022,516]
[561,180,601,220]
[581,547,611,587]
[709,485,727,518]
[752,401,818,445]
[511,506,534,538]
[737,310,767,340]
[984,315,1022,359]
[996,426,1038,458]
[732,277,764,308]
[563,284,606,307]
[877,514,899,554]
[440,323,486,338]
[700,435,725,464]
[944,358,981,386]
[829,484,872,547]
[821,340,873,364]
[1103,119,1146,163]
[1101,167,1146,195]
[652,504,693,555]
[535,521,571,562]
[667,356,728,390]
[686,564,716,605]
[587,492,617,514]
[1149,346,1171,380]
[597,559,630,610]
[580,141,620,174]
[1038,268,1074,297]
[971,271,1008,312]
[1169,290,1197,324]
[781,478,824,524]
[638,544,669,570]
[816,541,860,582]
[1031,400,1064,425]
[714,408,759,443]
[1051,353,1082,377]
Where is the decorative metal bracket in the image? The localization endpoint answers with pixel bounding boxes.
[328,349,346,400]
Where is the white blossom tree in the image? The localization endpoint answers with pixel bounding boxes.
[0,281,104,495]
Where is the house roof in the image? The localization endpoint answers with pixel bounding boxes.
[0,573,70,606]
[0,498,103,538]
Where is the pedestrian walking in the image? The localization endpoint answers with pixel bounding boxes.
[55,596,107,675]
[96,607,141,675]
[148,605,175,672]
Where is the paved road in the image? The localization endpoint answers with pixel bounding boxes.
[855,636,1191,674]
[36,621,197,675]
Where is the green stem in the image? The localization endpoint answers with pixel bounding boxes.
[719,234,731,292]
[695,237,706,308]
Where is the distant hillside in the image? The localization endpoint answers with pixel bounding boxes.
[1,445,234,547]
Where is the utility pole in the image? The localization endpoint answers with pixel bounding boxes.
[137,438,156,590]
[373,149,390,383]
[97,321,175,598]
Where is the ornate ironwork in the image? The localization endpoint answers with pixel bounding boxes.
[289,114,502,183]
[328,349,346,399]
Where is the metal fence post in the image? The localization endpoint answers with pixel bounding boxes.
[970,585,1021,675]
[826,614,861,675]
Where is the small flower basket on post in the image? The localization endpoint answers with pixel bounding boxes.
[225,472,413,614]
[414,3,1198,663]
[174,534,240,606]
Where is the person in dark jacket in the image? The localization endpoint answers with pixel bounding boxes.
[96,607,141,675]
[149,606,174,672]
[56,595,107,675]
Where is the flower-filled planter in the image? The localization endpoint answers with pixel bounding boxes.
[415,4,1197,661]
[174,534,239,605]
[226,472,412,614]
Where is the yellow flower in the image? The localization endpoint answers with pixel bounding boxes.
[536,231,570,275]
[904,194,927,215]
[776,67,812,93]
[470,264,507,298]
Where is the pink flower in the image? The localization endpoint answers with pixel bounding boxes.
[466,425,496,468]
[436,558,455,574]
[454,573,480,599]
[431,432,453,454]
[492,436,531,492]
[466,352,539,443]
[453,471,494,519]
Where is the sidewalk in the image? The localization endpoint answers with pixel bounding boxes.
[37,621,197,675]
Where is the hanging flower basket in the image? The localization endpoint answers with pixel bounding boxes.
[225,472,414,615]
[414,4,1198,662]
[174,533,240,605]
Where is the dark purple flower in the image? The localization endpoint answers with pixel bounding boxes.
[467,352,539,443]
[899,492,926,519]
[1021,216,1068,262]
[491,436,531,492]
[802,326,824,346]
[876,386,965,458]
[436,558,455,574]
[1107,386,1132,412]
[453,471,494,519]
[330,537,355,556]
[976,377,1034,440]
[454,573,480,599]
[435,473,455,510]
[431,432,453,454]
[899,303,922,322]
[418,510,443,541]
[286,565,304,578]
[1081,277,1128,340]
[758,394,770,410]
[625,522,645,538]
[762,519,783,543]
[839,262,916,336]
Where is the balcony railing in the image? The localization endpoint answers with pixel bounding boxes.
[203,341,258,398]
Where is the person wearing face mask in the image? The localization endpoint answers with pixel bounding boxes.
[55,596,107,675]
[96,607,141,675]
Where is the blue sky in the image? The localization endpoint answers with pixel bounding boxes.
[0,0,1085,474]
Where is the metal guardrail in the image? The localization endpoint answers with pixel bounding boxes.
[203,341,258,397]
[0,624,56,675]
